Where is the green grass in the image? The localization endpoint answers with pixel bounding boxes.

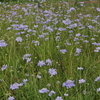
[0,0,100,100]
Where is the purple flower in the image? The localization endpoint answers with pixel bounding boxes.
[97,88,100,92]
[48,90,56,96]
[10,82,23,90]
[8,96,15,100]
[0,40,8,47]
[48,68,57,76]
[39,88,49,93]
[55,96,63,100]
[77,67,84,70]
[37,61,46,67]
[46,59,52,66]
[78,79,86,84]
[96,8,100,12]
[60,49,67,54]
[16,37,22,42]
[76,48,81,53]
[1,65,8,71]
[94,76,100,81]
[62,80,75,89]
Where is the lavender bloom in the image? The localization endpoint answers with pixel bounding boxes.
[39,88,49,93]
[37,61,46,67]
[94,76,100,81]
[48,68,57,76]
[22,79,28,84]
[96,8,100,12]
[22,54,31,60]
[48,90,56,96]
[16,37,22,42]
[55,96,63,100]
[76,48,81,53]
[60,49,67,54]
[8,96,15,100]
[62,80,75,89]
[79,79,86,84]
[64,93,69,96]
[46,59,52,66]
[97,88,100,92]
[0,40,8,47]
[1,65,8,71]
[10,82,23,90]
[77,67,84,70]
[62,19,71,25]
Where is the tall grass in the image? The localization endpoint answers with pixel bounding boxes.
[0,0,100,100]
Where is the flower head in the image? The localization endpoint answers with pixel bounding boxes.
[55,96,63,100]
[39,88,49,93]
[37,61,46,67]
[8,96,15,100]
[48,68,57,76]
[62,80,75,89]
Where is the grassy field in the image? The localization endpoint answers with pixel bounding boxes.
[0,0,100,100]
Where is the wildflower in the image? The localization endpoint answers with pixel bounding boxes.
[62,19,71,25]
[37,61,46,67]
[76,48,81,53]
[60,49,67,54]
[62,80,75,89]
[16,37,22,42]
[77,67,83,70]
[1,65,8,71]
[46,59,52,66]
[0,40,8,47]
[97,88,100,92]
[64,93,69,96]
[94,76,100,81]
[78,79,86,84]
[22,79,28,84]
[96,8,100,12]
[48,90,56,96]
[55,96,63,100]
[48,68,57,76]
[10,82,23,90]
[8,96,15,100]
[22,54,31,60]
[39,88,49,93]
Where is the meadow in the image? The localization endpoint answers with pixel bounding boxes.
[0,0,100,100]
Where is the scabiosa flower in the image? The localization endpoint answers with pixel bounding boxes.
[22,54,31,60]
[96,8,100,12]
[0,40,8,47]
[1,65,8,71]
[48,90,56,96]
[39,88,49,93]
[76,48,81,53]
[16,37,22,42]
[77,67,84,70]
[22,54,31,63]
[46,59,52,66]
[55,96,63,100]
[79,79,86,84]
[60,49,67,54]
[8,96,15,100]
[48,68,57,76]
[64,93,69,96]
[22,79,28,84]
[62,80,75,89]
[94,76,100,81]
[97,88,100,92]
[37,61,46,67]
[10,82,23,90]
